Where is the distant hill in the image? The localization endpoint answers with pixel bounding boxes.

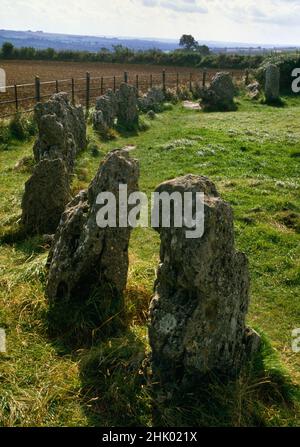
[0,30,298,55]
[0,30,180,52]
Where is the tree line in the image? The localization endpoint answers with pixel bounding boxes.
[0,37,265,69]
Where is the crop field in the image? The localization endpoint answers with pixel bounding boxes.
[0,94,299,426]
[0,60,245,117]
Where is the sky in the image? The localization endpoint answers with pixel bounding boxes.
[1,0,300,45]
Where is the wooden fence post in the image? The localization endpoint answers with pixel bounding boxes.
[245,69,249,85]
[56,80,59,93]
[202,70,207,87]
[101,77,104,95]
[71,78,75,104]
[136,74,139,91]
[162,70,166,93]
[14,84,18,112]
[176,73,179,91]
[35,76,41,103]
[124,72,128,83]
[189,73,192,92]
[86,72,90,116]
[113,76,116,93]
[150,74,153,89]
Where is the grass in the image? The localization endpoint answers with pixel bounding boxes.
[0,95,299,426]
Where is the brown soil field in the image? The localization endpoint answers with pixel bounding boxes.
[0,60,244,117]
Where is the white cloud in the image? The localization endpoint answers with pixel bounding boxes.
[0,0,300,45]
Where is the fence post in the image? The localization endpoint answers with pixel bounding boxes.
[100,77,104,95]
[176,73,179,92]
[150,74,153,89]
[162,70,166,93]
[14,84,19,112]
[71,78,75,104]
[136,74,139,92]
[245,69,249,85]
[202,69,207,87]
[56,80,59,93]
[113,76,116,93]
[124,72,128,83]
[86,72,90,117]
[189,73,192,92]
[35,76,41,103]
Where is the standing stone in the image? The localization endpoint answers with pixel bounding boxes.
[265,64,280,103]
[46,150,139,331]
[33,92,86,172]
[93,89,118,133]
[246,81,261,100]
[149,174,260,387]
[116,83,139,130]
[199,72,236,111]
[138,87,165,113]
[21,159,71,235]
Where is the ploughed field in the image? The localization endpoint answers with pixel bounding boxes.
[0,96,299,426]
[0,60,245,117]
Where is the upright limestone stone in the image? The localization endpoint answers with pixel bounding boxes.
[116,83,139,130]
[93,89,118,134]
[265,64,280,103]
[46,150,139,326]
[33,92,86,172]
[21,159,72,235]
[149,175,260,386]
[199,72,237,111]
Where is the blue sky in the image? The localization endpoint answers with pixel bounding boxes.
[1,0,300,45]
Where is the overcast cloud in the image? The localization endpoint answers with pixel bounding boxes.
[0,0,300,45]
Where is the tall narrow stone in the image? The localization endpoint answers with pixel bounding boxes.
[116,83,139,130]
[149,174,260,386]
[46,150,139,328]
[265,64,280,103]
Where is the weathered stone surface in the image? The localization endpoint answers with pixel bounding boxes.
[246,81,261,100]
[21,158,72,235]
[138,87,165,113]
[116,83,139,130]
[33,92,86,172]
[199,72,237,111]
[149,174,259,386]
[93,89,118,133]
[46,150,139,324]
[265,64,280,102]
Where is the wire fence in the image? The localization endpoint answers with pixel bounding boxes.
[0,69,247,118]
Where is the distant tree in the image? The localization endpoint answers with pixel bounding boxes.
[1,42,14,59]
[179,34,198,51]
[198,45,210,56]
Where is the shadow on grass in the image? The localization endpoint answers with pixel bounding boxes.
[0,226,50,256]
[45,286,128,355]
[77,330,299,427]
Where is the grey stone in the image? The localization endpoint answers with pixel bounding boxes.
[33,92,86,172]
[21,158,72,235]
[93,89,118,133]
[265,64,280,102]
[116,83,139,130]
[199,72,237,111]
[138,87,165,113]
[46,150,139,325]
[149,174,260,386]
[247,81,261,100]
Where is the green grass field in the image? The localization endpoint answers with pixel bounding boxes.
[0,96,299,426]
